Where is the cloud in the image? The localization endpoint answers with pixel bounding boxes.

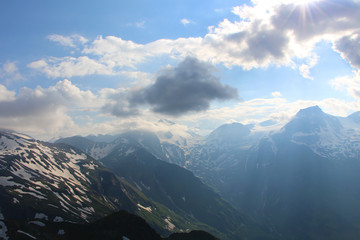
[181,18,191,26]
[0,61,24,84]
[299,54,319,79]
[0,79,97,117]
[272,91,282,97]
[331,71,360,100]
[0,84,16,102]
[198,0,360,69]
[47,34,88,48]
[130,57,239,116]
[0,80,97,137]
[29,0,360,79]
[2,78,358,140]
[176,95,359,135]
[135,20,146,28]
[28,56,115,78]
[333,32,360,69]
[99,88,139,117]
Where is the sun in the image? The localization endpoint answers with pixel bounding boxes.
[292,0,321,5]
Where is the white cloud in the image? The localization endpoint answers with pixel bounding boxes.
[0,84,16,102]
[299,54,318,79]
[181,18,191,26]
[0,80,98,139]
[28,56,115,78]
[0,61,24,84]
[331,71,360,100]
[47,34,88,48]
[272,91,282,97]
[135,20,146,28]
[29,1,360,79]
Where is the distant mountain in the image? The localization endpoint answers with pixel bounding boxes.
[216,106,360,239]
[0,129,209,236]
[207,122,251,144]
[57,130,191,167]
[55,135,119,160]
[183,122,266,190]
[85,134,119,143]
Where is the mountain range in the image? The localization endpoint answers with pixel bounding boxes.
[2,105,360,239]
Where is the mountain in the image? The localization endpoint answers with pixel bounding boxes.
[54,105,360,239]
[2,210,219,240]
[206,122,251,145]
[85,134,119,143]
[57,130,193,168]
[55,135,119,160]
[214,106,360,239]
[0,129,208,236]
[100,144,275,240]
[58,130,275,239]
[182,122,266,190]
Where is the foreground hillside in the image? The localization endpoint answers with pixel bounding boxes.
[2,210,219,240]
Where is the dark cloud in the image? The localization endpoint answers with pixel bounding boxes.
[99,89,140,117]
[334,33,360,69]
[271,0,360,41]
[246,29,288,61]
[130,57,239,116]
[101,101,139,117]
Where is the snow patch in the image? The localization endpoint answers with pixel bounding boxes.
[164,217,175,230]
[125,148,135,156]
[0,176,22,187]
[53,216,64,222]
[29,220,45,227]
[35,213,48,221]
[83,163,96,170]
[14,188,47,200]
[0,211,9,240]
[12,132,33,140]
[137,204,152,213]
[17,230,36,239]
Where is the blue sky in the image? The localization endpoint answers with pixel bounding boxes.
[1,0,360,139]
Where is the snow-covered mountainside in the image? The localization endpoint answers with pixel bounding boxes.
[0,130,183,230]
[0,129,131,222]
[274,106,360,160]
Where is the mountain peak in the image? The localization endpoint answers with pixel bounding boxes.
[347,111,360,123]
[158,119,176,126]
[296,105,324,118]
[0,128,34,141]
[281,105,343,137]
[207,122,251,144]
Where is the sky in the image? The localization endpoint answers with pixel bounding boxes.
[1,0,360,140]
